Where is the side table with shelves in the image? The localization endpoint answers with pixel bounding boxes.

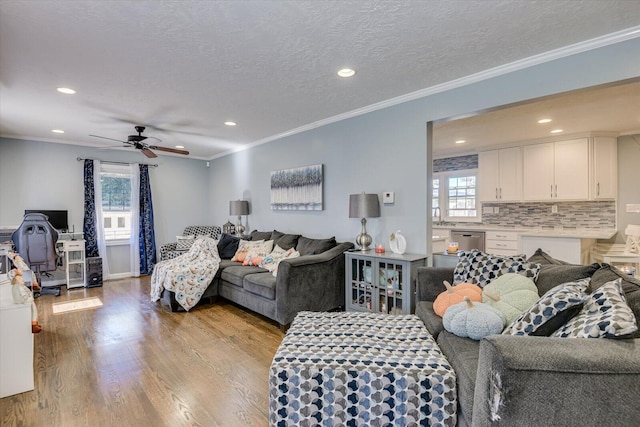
[59,240,86,289]
[345,252,427,314]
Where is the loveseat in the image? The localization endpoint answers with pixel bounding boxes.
[159,229,354,329]
[415,252,640,426]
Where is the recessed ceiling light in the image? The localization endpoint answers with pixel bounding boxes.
[56,87,76,94]
[337,68,356,78]
[51,129,65,133]
[455,140,466,144]
[175,145,185,149]
[224,121,237,126]
[537,118,552,124]
[550,129,564,134]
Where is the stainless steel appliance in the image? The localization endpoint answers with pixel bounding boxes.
[450,230,485,252]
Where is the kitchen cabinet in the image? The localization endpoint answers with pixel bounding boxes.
[478,147,522,202]
[520,235,596,265]
[522,138,589,201]
[485,231,520,257]
[591,136,617,200]
[345,252,426,314]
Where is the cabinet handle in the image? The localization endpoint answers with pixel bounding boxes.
[554,184,557,198]
[550,185,553,198]
[496,243,507,247]
[597,182,600,196]
[495,188,498,199]
[499,188,502,199]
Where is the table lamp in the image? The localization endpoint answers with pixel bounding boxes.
[229,200,249,236]
[349,193,380,251]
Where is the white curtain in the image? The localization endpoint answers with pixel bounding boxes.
[130,163,141,277]
[93,160,110,280]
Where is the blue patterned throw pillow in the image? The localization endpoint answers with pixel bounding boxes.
[503,278,590,336]
[552,278,638,338]
[453,250,538,288]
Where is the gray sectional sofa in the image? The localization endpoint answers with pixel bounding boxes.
[160,229,354,329]
[415,258,640,427]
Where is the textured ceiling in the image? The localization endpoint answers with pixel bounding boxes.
[1,0,639,159]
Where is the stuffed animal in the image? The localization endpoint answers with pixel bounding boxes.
[8,251,41,292]
[7,268,42,333]
[443,296,505,340]
[433,280,482,317]
[482,273,540,325]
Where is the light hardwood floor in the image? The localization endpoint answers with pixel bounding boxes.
[0,277,285,427]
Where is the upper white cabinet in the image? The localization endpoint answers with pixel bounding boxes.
[478,147,522,202]
[523,138,589,201]
[591,136,617,200]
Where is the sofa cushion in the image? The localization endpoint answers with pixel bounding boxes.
[271,230,301,250]
[296,236,336,255]
[216,259,241,279]
[527,248,570,265]
[243,272,277,300]
[220,265,268,287]
[415,301,444,338]
[436,331,480,424]
[535,263,599,295]
[249,230,273,241]
[591,264,640,338]
[503,278,590,336]
[242,240,274,266]
[217,233,241,259]
[552,278,638,339]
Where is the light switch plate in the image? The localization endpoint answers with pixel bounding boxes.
[627,204,640,213]
[383,192,395,204]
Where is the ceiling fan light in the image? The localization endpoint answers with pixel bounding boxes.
[175,145,185,149]
[337,68,356,78]
[51,129,64,133]
[455,140,466,144]
[225,121,237,126]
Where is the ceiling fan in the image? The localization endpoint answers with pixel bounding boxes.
[89,126,189,158]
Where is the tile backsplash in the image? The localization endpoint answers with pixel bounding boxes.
[445,201,616,230]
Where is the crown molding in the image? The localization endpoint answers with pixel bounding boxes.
[209,25,640,161]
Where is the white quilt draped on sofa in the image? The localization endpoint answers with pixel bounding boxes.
[150,237,221,311]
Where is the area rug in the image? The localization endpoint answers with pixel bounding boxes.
[52,297,103,314]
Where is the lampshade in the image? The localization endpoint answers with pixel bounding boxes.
[229,200,249,216]
[349,193,380,218]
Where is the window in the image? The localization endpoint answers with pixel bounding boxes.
[100,164,132,240]
[432,169,479,222]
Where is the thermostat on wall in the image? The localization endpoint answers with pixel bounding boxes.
[383,192,395,204]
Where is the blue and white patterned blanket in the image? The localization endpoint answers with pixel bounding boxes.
[270,311,457,426]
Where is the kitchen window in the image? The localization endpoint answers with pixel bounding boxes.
[432,169,479,222]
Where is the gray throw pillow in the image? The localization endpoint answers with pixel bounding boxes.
[534,263,599,296]
[527,248,570,265]
[272,230,300,250]
[249,230,273,241]
[296,236,336,256]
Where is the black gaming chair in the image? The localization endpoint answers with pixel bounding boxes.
[12,213,61,296]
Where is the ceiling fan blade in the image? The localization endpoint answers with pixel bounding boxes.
[141,148,158,158]
[149,145,189,155]
[89,134,128,144]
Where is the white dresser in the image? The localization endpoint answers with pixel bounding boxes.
[0,274,34,398]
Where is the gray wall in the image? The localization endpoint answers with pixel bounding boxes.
[614,134,640,243]
[209,38,640,254]
[0,138,211,273]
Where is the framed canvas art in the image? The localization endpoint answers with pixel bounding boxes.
[271,164,323,210]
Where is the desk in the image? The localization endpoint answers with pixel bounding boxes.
[0,274,34,397]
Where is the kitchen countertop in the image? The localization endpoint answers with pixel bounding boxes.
[433,225,616,240]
